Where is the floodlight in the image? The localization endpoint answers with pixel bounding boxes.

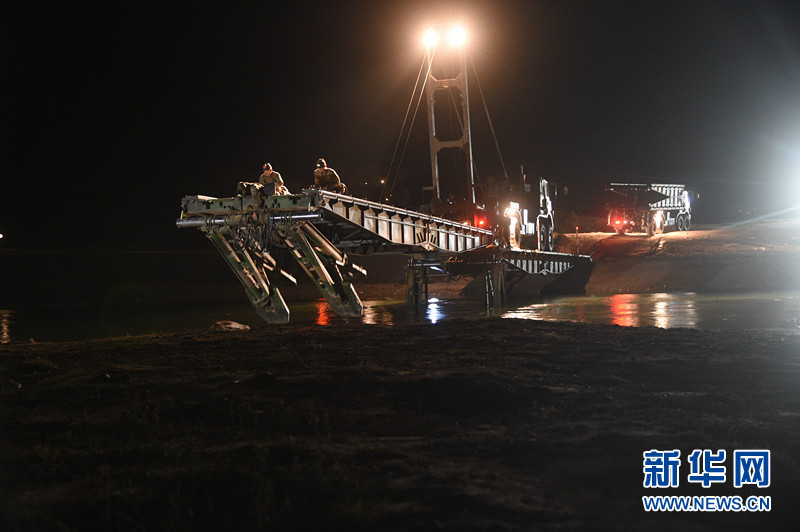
[423,28,439,48]
[448,25,467,47]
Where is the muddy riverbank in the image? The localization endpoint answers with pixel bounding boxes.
[2,318,799,530]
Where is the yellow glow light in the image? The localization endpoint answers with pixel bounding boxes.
[424,24,468,49]
[423,28,439,48]
[448,25,467,47]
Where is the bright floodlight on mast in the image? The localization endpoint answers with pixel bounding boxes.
[423,24,468,49]
[422,23,476,204]
[423,28,439,48]
[448,25,467,47]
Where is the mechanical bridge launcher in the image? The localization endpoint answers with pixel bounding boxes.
[177,186,592,323]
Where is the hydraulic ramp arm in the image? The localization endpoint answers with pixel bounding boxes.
[177,190,364,323]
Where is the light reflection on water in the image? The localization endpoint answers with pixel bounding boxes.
[1,291,799,344]
[500,291,799,331]
[314,300,331,326]
[612,294,642,327]
[427,298,443,324]
[502,292,701,328]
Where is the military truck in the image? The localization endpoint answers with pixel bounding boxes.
[606,183,696,236]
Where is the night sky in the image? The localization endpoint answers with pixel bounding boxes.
[3,0,799,250]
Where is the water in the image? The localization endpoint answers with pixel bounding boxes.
[0,297,497,344]
[2,291,799,344]
[498,292,800,331]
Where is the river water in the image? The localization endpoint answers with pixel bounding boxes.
[2,291,799,344]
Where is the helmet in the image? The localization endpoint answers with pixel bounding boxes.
[263,162,272,171]
[316,158,326,169]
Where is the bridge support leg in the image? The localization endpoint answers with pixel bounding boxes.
[406,261,429,307]
[484,261,506,308]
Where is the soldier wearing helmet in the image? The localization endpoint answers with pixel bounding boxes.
[312,158,346,194]
[259,162,289,195]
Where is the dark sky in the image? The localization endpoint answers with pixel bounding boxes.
[2,0,799,249]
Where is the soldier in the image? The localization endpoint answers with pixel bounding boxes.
[259,163,289,195]
[312,158,347,194]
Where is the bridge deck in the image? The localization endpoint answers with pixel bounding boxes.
[177,187,592,321]
[179,189,495,254]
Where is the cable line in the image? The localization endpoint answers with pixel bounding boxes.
[382,52,435,202]
[470,54,510,183]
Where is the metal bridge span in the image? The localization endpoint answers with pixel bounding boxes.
[177,187,592,323]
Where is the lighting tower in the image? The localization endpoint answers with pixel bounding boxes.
[423,25,476,204]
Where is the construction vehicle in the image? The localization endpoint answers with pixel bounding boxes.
[606,183,696,236]
[498,168,562,252]
[428,169,560,252]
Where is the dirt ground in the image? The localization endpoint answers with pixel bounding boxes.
[557,216,800,296]
[2,215,800,531]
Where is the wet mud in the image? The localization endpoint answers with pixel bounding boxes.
[2,318,799,530]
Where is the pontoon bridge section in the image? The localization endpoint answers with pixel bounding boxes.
[176,186,592,323]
